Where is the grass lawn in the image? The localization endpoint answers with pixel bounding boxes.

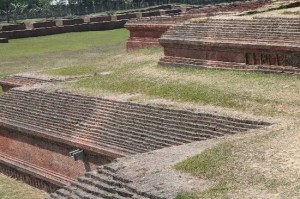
[0,28,300,198]
[0,174,46,199]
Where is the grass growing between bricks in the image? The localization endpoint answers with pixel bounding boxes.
[0,174,46,199]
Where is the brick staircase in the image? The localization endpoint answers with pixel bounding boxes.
[0,90,269,157]
[159,17,300,74]
[49,164,156,199]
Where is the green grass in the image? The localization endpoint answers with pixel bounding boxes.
[0,29,127,58]
[0,174,46,199]
[175,143,233,179]
[174,143,233,199]
[176,193,198,199]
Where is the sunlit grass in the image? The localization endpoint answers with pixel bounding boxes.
[0,174,46,199]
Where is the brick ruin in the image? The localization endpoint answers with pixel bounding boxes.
[0,86,270,194]
[159,16,300,74]
[125,0,271,50]
[0,7,182,42]
[125,16,188,50]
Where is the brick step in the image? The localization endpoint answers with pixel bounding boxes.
[0,99,253,139]
[49,167,153,199]
[77,177,133,197]
[170,31,300,37]
[162,56,300,72]
[0,116,139,155]
[98,166,165,199]
[43,92,266,126]
[35,91,266,126]
[167,29,300,37]
[1,90,267,127]
[0,102,209,145]
[0,110,195,155]
[71,180,129,199]
[0,108,207,153]
[180,24,300,30]
[160,57,300,75]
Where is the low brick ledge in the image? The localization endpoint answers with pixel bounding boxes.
[0,151,73,188]
[159,57,300,75]
[159,38,300,52]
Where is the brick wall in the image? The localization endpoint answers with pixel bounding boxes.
[1,23,26,31]
[0,20,127,40]
[0,127,114,191]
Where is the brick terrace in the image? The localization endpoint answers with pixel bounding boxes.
[125,0,272,50]
[159,16,300,74]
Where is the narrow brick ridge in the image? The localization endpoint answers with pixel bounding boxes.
[0,89,269,159]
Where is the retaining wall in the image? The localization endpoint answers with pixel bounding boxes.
[0,20,126,40]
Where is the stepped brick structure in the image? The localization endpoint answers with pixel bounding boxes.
[0,88,269,192]
[49,164,162,199]
[125,0,271,50]
[159,17,300,74]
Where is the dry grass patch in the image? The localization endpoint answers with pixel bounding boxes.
[0,174,46,199]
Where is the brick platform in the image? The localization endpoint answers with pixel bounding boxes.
[125,0,272,50]
[0,89,269,191]
[159,17,300,74]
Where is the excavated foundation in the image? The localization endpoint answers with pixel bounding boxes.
[0,88,271,195]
